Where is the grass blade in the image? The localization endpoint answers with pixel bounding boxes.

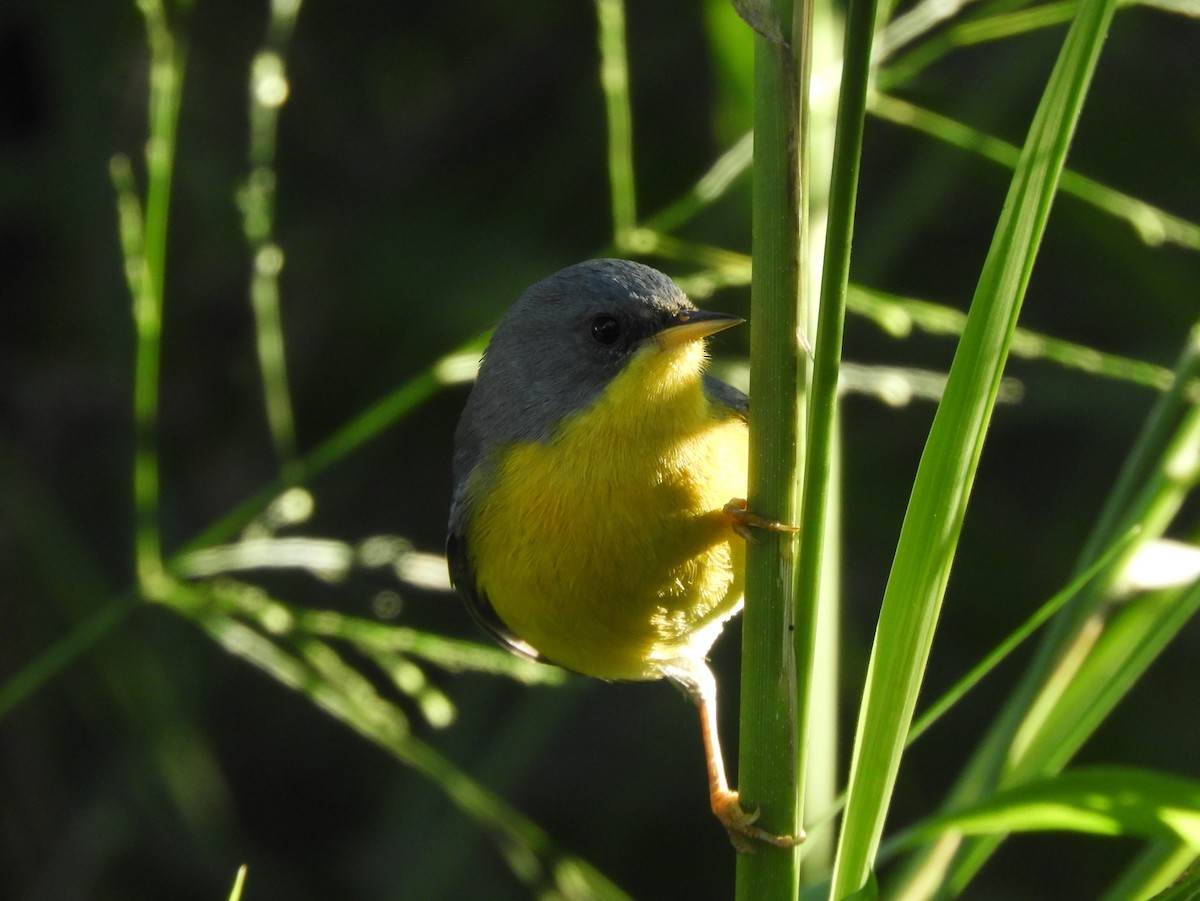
[1102,840,1200,901]
[829,0,1119,891]
[1010,575,1200,783]
[1144,857,1200,901]
[869,93,1200,252]
[905,527,1138,747]
[195,588,632,901]
[226,865,248,901]
[906,768,1200,847]
[893,323,1200,899]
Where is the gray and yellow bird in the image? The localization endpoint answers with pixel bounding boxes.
[448,259,798,850]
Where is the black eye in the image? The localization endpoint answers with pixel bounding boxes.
[591,314,622,345]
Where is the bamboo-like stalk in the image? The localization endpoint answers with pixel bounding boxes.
[736,0,808,896]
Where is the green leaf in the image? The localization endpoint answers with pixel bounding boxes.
[226,865,248,901]
[843,870,881,900]
[828,0,1119,891]
[909,768,1200,848]
[1102,840,1200,901]
[1139,0,1200,17]
[1148,859,1200,901]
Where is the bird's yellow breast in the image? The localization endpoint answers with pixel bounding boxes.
[466,342,747,681]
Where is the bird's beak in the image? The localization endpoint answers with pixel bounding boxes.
[654,309,744,350]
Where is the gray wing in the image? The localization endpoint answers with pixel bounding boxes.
[703,373,748,419]
[448,419,546,665]
[446,526,544,664]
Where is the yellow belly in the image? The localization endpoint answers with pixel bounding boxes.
[467,348,747,681]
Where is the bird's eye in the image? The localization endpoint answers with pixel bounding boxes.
[591,314,622,345]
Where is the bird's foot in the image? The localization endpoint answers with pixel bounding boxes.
[723,498,800,544]
[712,788,805,853]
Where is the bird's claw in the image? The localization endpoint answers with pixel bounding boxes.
[723,498,800,544]
[712,789,804,853]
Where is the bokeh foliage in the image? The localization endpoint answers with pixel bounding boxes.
[1,0,1198,899]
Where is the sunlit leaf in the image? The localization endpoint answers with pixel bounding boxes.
[910,769,1200,848]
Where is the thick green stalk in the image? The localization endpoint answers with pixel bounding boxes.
[736,0,806,896]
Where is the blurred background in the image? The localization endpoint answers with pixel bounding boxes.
[1,0,1197,898]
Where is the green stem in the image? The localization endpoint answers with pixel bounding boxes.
[241,0,305,480]
[0,596,140,718]
[131,0,185,596]
[1100,839,1200,901]
[736,0,807,896]
[790,0,876,871]
[181,341,481,553]
[196,598,631,900]
[595,0,638,246]
[869,94,1200,252]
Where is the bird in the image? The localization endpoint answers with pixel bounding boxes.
[447,258,800,851]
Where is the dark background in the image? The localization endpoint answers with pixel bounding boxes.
[2,1,1198,899]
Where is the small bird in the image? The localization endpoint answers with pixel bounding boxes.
[448,259,799,850]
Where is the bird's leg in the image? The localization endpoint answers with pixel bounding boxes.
[723,497,800,544]
[684,664,804,852]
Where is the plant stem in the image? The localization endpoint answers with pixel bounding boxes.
[129,0,185,596]
[791,0,877,871]
[241,0,305,482]
[736,0,807,896]
[595,0,638,246]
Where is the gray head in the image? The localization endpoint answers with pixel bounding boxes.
[451,259,736,490]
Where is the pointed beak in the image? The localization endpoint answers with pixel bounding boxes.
[654,309,744,350]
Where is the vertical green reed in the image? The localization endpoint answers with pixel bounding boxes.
[792,0,876,876]
[736,0,807,897]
